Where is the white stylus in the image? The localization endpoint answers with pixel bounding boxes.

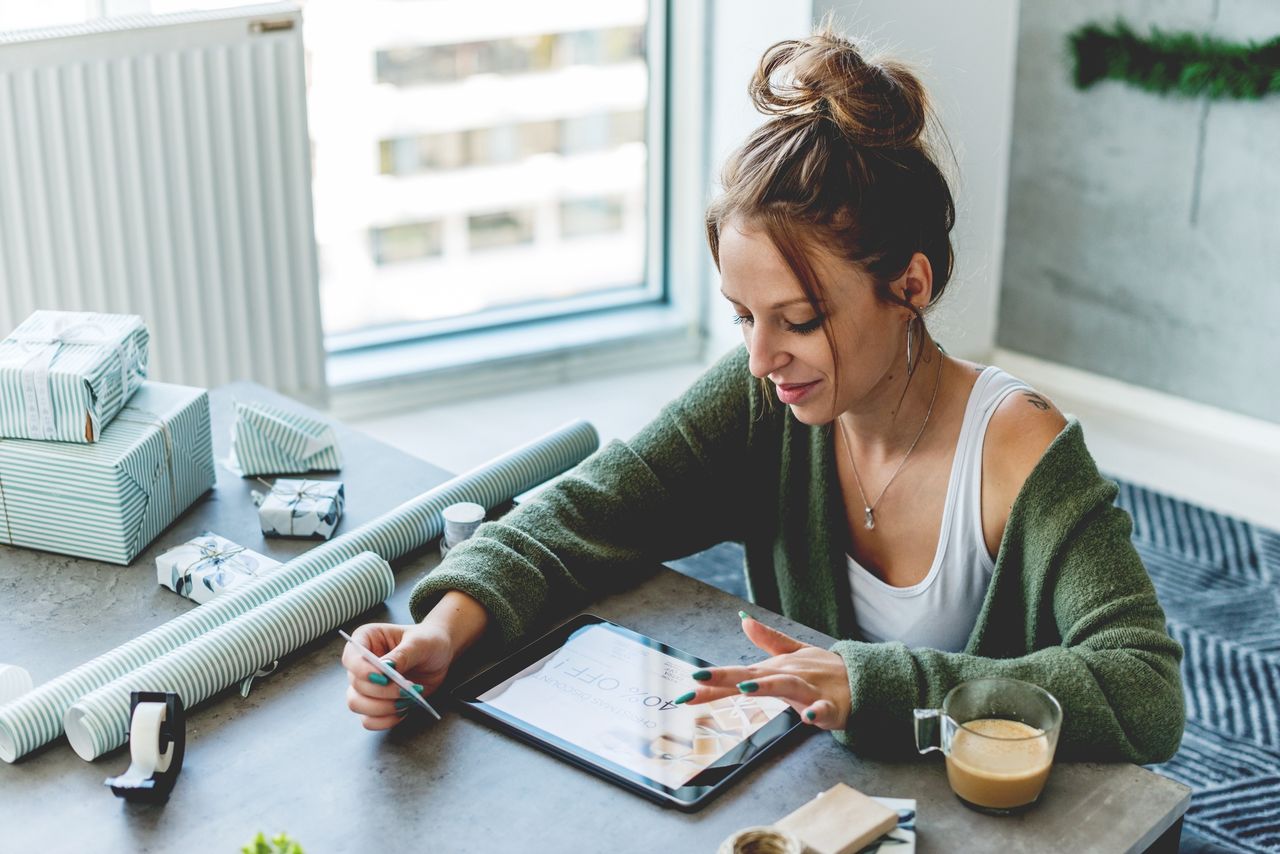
[338,629,442,721]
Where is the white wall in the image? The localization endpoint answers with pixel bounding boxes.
[705,0,1019,361]
[704,0,815,358]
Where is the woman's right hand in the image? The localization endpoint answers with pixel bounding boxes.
[342,620,456,730]
[343,590,491,729]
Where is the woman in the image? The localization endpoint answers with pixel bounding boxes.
[342,29,1184,763]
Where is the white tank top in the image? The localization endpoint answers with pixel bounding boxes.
[847,366,1031,652]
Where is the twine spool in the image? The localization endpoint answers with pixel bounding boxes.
[716,826,803,854]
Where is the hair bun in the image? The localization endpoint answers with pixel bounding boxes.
[749,29,928,150]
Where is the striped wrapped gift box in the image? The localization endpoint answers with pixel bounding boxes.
[230,400,342,476]
[0,418,597,762]
[0,382,215,565]
[0,310,149,443]
[64,550,396,760]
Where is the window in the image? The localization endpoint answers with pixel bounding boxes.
[311,0,663,349]
[468,209,536,252]
[372,221,445,265]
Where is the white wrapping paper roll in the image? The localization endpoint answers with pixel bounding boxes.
[0,665,33,704]
[0,419,598,763]
[65,551,395,761]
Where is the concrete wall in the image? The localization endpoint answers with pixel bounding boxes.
[997,0,1280,423]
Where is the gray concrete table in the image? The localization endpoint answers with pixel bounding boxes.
[0,382,1190,853]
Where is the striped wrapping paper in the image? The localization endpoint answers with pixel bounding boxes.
[63,551,395,760]
[0,418,598,762]
[0,382,216,564]
[0,311,148,443]
[230,400,343,476]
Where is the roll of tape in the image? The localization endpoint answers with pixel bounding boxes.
[104,692,185,803]
[0,665,33,704]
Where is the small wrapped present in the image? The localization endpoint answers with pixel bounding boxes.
[0,310,148,443]
[229,401,342,476]
[157,531,282,604]
[253,478,345,539]
[0,382,215,564]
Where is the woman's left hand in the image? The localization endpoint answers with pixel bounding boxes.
[678,613,851,731]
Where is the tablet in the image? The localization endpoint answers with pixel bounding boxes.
[451,614,804,811]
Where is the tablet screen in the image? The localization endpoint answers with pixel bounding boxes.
[476,622,790,790]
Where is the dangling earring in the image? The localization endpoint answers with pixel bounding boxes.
[905,313,915,377]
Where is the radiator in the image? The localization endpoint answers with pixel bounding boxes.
[0,3,327,403]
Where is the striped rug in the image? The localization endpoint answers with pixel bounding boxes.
[1117,482,1280,854]
[669,479,1280,854]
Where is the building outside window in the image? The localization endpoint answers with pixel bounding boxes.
[308,0,660,350]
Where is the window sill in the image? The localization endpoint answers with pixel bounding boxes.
[324,304,704,419]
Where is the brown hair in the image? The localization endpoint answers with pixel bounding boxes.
[706,24,956,407]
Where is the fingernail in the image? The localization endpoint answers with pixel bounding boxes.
[395,698,411,711]
[691,669,712,681]
[368,672,389,686]
[395,702,410,717]
[737,681,758,693]
[805,709,816,721]
[383,660,397,671]
[674,691,696,705]
[738,610,751,621]
[398,684,425,699]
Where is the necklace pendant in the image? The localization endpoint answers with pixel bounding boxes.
[864,507,875,530]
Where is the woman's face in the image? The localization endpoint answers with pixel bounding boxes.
[717,219,908,425]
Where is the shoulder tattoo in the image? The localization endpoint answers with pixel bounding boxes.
[1022,391,1052,411]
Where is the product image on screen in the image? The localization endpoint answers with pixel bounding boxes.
[477,623,789,790]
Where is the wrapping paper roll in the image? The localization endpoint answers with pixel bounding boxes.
[0,419,598,762]
[64,551,395,760]
[0,665,32,704]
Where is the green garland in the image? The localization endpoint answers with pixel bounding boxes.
[1068,20,1280,99]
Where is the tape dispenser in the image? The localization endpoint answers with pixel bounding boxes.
[104,691,186,804]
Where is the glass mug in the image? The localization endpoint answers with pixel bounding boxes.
[914,678,1063,814]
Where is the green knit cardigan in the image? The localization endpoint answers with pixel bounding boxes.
[410,347,1185,764]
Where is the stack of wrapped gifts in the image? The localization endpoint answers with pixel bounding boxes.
[0,310,216,565]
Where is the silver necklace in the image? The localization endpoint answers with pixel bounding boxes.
[837,345,943,530]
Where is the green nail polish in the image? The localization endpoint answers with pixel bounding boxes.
[368,672,389,686]
[399,684,426,699]
[738,610,750,621]
[738,681,758,693]
[691,669,712,681]
[674,691,696,705]
[395,698,410,710]
[383,660,397,671]
[806,710,816,721]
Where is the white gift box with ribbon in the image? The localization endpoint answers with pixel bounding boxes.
[156,532,283,604]
[0,310,148,443]
[253,478,345,540]
[0,382,215,564]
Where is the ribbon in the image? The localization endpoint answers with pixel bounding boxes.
[112,407,180,546]
[253,478,336,535]
[4,314,137,441]
[174,537,251,597]
[0,467,14,546]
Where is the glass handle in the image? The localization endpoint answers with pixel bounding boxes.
[913,708,941,754]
